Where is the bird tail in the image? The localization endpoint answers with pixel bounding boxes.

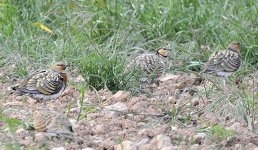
[8,86,23,95]
[11,86,18,90]
[46,130,74,140]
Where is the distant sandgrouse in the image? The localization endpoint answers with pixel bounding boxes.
[32,107,73,139]
[125,48,170,84]
[12,62,68,101]
[202,42,241,77]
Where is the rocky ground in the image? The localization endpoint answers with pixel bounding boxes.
[0,64,258,150]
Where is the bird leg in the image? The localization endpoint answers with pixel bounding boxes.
[222,76,230,90]
[222,78,226,89]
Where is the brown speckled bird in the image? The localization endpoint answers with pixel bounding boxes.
[202,42,241,77]
[12,62,68,101]
[32,107,73,139]
[125,48,170,83]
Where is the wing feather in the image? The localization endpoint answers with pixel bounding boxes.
[14,70,64,95]
[203,49,241,74]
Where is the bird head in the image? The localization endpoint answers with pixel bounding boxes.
[52,62,68,72]
[228,42,241,52]
[156,48,171,58]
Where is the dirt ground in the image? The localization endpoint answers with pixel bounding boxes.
[0,65,258,150]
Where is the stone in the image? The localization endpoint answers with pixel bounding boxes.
[100,139,115,150]
[112,90,131,102]
[82,148,94,150]
[92,137,104,146]
[245,143,256,149]
[114,140,137,150]
[135,138,149,148]
[104,102,128,117]
[93,124,106,135]
[161,146,174,150]
[150,134,173,149]
[234,144,243,150]
[230,122,241,131]
[51,147,66,150]
[159,74,179,82]
[34,132,48,141]
[171,126,177,131]
[16,128,26,135]
[190,144,200,150]
[26,97,38,105]
[202,144,220,150]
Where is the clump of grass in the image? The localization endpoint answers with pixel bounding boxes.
[14,64,28,78]
[210,125,234,140]
[0,117,22,133]
[4,143,21,150]
[198,124,234,141]
[75,45,127,91]
[0,107,22,149]
[200,65,257,131]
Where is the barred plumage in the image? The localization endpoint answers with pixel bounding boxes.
[202,42,241,77]
[32,107,73,139]
[125,48,170,83]
[12,62,68,101]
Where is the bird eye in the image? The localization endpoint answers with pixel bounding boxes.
[57,64,65,67]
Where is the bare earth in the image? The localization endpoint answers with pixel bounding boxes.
[0,65,258,150]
